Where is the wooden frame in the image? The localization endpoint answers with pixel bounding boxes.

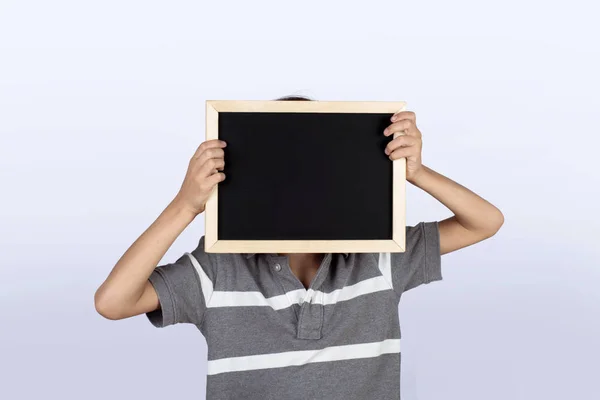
[205,100,407,253]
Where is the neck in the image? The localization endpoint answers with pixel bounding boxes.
[280,253,325,289]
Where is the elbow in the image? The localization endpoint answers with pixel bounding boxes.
[94,286,126,321]
[481,208,504,238]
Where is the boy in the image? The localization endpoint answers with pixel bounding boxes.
[95,97,503,400]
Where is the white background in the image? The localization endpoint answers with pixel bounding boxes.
[1,1,599,399]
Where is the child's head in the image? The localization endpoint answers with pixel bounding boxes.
[276,95,312,101]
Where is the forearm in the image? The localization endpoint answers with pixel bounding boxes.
[409,165,504,235]
[95,197,197,312]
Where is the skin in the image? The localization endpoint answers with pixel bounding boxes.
[94,110,504,319]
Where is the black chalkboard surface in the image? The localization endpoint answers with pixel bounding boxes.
[204,101,407,253]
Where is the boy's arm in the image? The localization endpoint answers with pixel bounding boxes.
[94,201,196,320]
[408,165,504,255]
[384,110,503,255]
[94,139,227,320]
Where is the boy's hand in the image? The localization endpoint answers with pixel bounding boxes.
[383,111,423,182]
[174,139,227,216]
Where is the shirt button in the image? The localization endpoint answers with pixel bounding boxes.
[274,264,282,271]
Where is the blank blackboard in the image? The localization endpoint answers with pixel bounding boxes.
[204,101,407,253]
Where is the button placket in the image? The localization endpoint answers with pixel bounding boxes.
[296,253,332,340]
[267,255,304,320]
[300,289,313,305]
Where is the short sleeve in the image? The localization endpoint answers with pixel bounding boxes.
[390,221,442,296]
[146,236,217,328]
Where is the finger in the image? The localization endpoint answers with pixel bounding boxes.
[388,147,415,160]
[203,171,226,189]
[385,135,419,155]
[391,110,416,123]
[198,158,225,178]
[383,120,419,137]
[196,147,225,166]
[193,139,227,159]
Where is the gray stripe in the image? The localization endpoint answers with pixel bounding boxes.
[213,254,294,298]
[206,353,401,400]
[208,253,383,295]
[202,289,400,360]
[319,253,381,292]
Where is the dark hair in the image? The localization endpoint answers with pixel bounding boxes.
[275,95,313,101]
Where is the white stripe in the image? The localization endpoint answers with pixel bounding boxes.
[317,275,392,305]
[378,252,394,290]
[206,275,393,309]
[210,288,306,310]
[185,252,214,306]
[207,339,401,375]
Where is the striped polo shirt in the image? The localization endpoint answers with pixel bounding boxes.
[146,221,442,400]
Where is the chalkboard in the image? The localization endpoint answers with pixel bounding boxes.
[204,100,407,253]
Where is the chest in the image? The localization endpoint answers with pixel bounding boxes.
[200,253,401,359]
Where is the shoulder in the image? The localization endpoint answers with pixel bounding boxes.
[188,236,246,273]
[188,236,258,290]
